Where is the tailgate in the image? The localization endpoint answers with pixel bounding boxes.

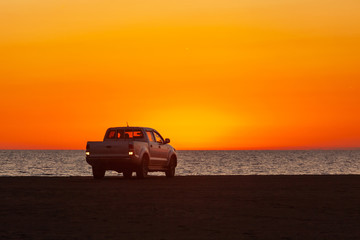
[86,141,131,158]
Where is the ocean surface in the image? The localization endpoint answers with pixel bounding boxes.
[0,150,359,177]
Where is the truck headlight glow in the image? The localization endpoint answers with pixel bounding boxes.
[129,151,134,156]
[86,151,90,156]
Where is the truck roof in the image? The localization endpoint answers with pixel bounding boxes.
[108,126,156,132]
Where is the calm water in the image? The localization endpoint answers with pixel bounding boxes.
[0,150,359,177]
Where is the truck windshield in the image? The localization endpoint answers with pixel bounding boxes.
[106,129,144,139]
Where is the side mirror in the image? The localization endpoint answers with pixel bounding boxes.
[164,138,170,144]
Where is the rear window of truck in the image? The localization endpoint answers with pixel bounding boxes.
[106,129,144,139]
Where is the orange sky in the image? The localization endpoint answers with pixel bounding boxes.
[1,0,359,150]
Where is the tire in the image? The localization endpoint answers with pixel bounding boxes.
[165,157,176,178]
[123,171,132,179]
[92,166,105,179]
[136,155,149,179]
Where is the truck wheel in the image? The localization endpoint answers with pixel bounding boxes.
[92,166,105,179]
[123,171,132,179]
[165,157,176,178]
[136,156,149,179]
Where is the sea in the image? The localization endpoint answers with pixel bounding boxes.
[0,150,359,177]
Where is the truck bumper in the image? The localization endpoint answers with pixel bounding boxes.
[86,156,140,172]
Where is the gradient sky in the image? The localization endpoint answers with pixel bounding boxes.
[1,0,359,150]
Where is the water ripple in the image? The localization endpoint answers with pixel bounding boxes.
[0,150,359,176]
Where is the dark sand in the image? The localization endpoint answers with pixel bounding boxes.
[1,175,360,239]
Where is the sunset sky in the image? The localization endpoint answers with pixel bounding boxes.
[1,0,359,150]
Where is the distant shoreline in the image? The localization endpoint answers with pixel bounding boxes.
[1,175,359,239]
[1,174,360,178]
[1,148,360,151]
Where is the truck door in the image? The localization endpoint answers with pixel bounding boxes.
[153,131,169,166]
[146,131,162,166]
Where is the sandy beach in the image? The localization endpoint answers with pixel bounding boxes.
[1,175,359,239]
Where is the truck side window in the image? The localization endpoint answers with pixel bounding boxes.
[154,132,163,144]
[146,131,155,142]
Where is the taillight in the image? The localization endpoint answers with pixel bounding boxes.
[129,143,134,156]
[86,144,90,156]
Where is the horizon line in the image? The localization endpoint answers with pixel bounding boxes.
[1,148,359,151]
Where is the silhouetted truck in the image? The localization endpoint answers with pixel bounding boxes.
[86,127,177,179]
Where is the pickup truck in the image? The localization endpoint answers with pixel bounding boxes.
[86,127,177,179]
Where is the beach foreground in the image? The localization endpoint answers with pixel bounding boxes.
[1,175,359,239]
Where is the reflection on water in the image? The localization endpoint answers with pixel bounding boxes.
[0,150,359,176]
